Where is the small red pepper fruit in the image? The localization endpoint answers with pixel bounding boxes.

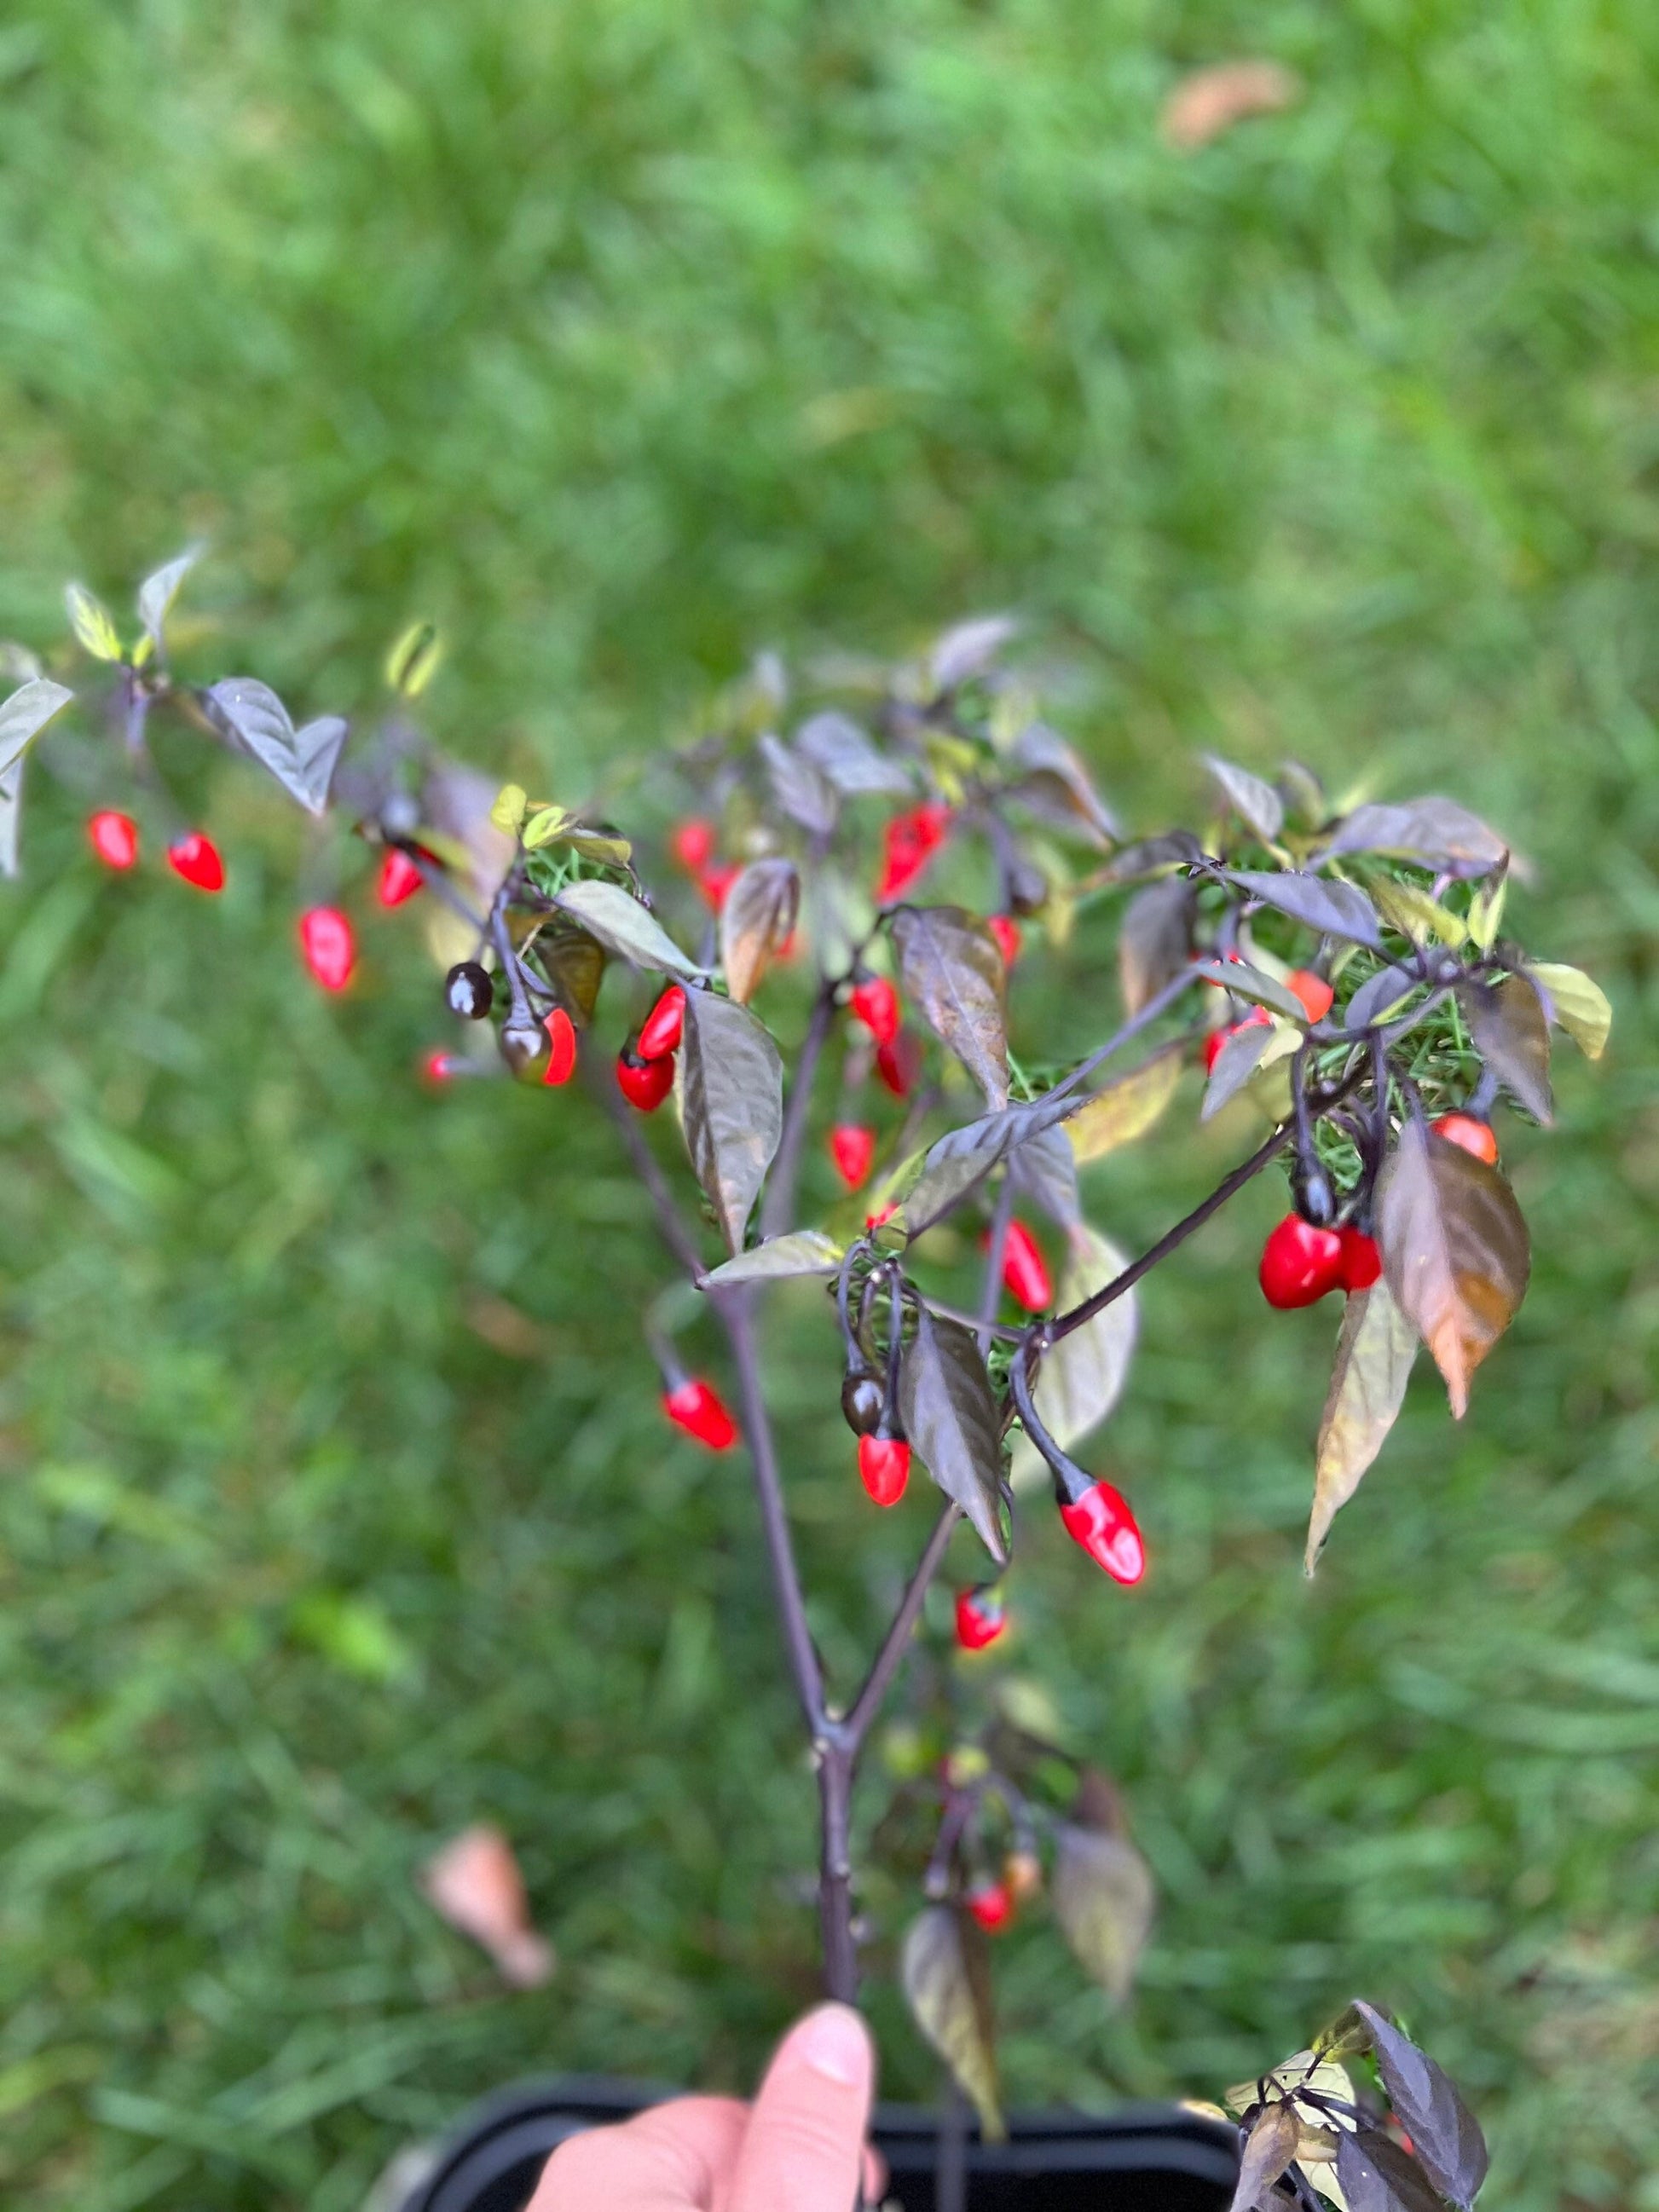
[298,905,356,993]
[988,915,1022,968]
[875,1032,922,1098]
[1433,1112,1500,1165]
[377,847,425,908]
[965,1880,1014,1934]
[997,1221,1053,1314]
[876,803,951,905]
[955,1586,1007,1653]
[697,862,740,912]
[422,1049,460,1085]
[1258,1215,1344,1308]
[662,1377,738,1452]
[617,1041,674,1112]
[1058,1476,1147,1585]
[1337,1226,1383,1293]
[830,1123,877,1191]
[1286,967,1335,1023]
[87,810,139,870]
[858,1433,910,1508]
[166,831,225,892]
[668,818,716,875]
[542,1008,578,1086]
[864,1200,899,1233]
[1201,1006,1270,1074]
[848,974,901,1046]
[639,985,686,1060]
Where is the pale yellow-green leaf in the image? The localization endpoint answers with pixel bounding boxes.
[1065,1048,1181,1164]
[489,783,529,835]
[1526,962,1611,1060]
[900,1909,1003,2140]
[385,620,443,697]
[1369,875,1467,947]
[1466,868,1507,950]
[65,583,123,664]
[1011,1225,1136,1486]
[522,805,577,850]
[1306,1281,1418,1574]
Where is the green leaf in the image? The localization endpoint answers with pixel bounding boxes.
[65,582,124,664]
[700,1230,843,1285]
[384,621,443,697]
[135,547,202,654]
[678,990,784,1253]
[0,676,75,779]
[205,679,347,816]
[1459,974,1552,1124]
[890,905,1009,1107]
[554,881,702,976]
[899,1908,1003,2140]
[1370,875,1467,947]
[1012,1226,1136,1481]
[522,805,577,849]
[1466,859,1507,950]
[898,1306,1008,1563]
[1306,1282,1418,1574]
[1526,962,1611,1060]
[1050,1821,1154,2005]
[720,858,799,1004]
[490,783,529,835]
[1379,1118,1530,1418]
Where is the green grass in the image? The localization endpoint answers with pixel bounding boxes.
[2,2,1658,2206]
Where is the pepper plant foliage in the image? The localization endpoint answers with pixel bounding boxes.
[5,557,1616,2210]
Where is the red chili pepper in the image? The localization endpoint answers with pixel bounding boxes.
[965,1880,1013,1933]
[988,915,1022,967]
[617,1043,674,1112]
[166,831,225,893]
[849,976,901,1046]
[858,1435,910,1506]
[998,1222,1053,1313]
[669,818,716,875]
[1059,1479,1146,1585]
[829,1123,877,1191]
[376,847,424,908]
[954,1587,1007,1652]
[298,906,356,993]
[542,1008,578,1086]
[1433,1112,1499,1165]
[1258,1215,1344,1308]
[1337,1226,1383,1292]
[87,810,139,870]
[638,985,685,1060]
[662,1377,738,1451]
[1285,967,1334,1022]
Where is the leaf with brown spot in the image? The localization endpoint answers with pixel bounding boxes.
[1227,2102,1301,2212]
[1119,877,1196,1014]
[890,905,1009,1107]
[1379,1118,1530,1418]
[1459,974,1552,1123]
[720,857,800,1003]
[1306,1281,1419,1574]
[900,1907,1003,2140]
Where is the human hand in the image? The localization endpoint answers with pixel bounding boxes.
[525,2001,882,2210]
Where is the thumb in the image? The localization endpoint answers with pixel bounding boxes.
[728,2004,875,2212]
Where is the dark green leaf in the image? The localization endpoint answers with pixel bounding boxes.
[1307,1283,1418,1574]
[1379,1118,1530,1418]
[890,905,1009,1108]
[899,1306,1008,1562]
[759,732,838,837]
[1228,2102,1301,2212]
[1203,754,1284,844]
[540,927,606,1025]
[1458,976,1552,1124]
[205,679,347,816]
[1119,877,1197,1013]
[1219,868,1383,948]
[719,857,799,1003]
[795,710,911,795]
[1337,2128,1450,2212]
[1351,2002,1488,2208]
[899,1907,1003,2140]
[1319,798,1509,879]
[679,990,784,1254]
[1050,1821,1154,2004]
[700,1230,843,1285]
[0,676,74,778]
[555,880,702,976]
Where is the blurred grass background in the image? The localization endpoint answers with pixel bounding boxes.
[1,2,1657,2206]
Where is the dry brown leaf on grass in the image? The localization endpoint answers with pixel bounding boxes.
[421,1824,556,1988]
[1161,61,1301,152]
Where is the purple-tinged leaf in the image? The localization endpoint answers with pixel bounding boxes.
[795,710,912,796]
[136,546,203,655]
[899,1306,1008,1563]
[1318,797,1509,879]
[1344,963,1422,1033]
[1200,1018,1278,1121]
[1008,722,1120,842]
[1351,2001,1488,2207]
[891,905,1009,1108]
[1306,1283,1418,1574]
[1007,1123,1080,1226]
[556,880,702,977]
[1119,877,1196,1014]
[678,989,784,1254]
[1203,754,1284,845]
[1379,1118,1529,1418]
[759,732,838,837]
[0,754,21,878]
[1012,1226,1136,1482]
[1337,2127,1451,2212]
[1227,2102,1301,2212]
[206,678,347,816]
[929,615,1017,692]
[900,1908,1003,2140]
[1095,831,1203,883]
[1458,975,1552,1124]
[1219,868,1383,948]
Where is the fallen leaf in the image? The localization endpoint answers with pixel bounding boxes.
[421,1825,555,1988]
[1160,61,1300,152]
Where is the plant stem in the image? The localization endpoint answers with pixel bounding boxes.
[845,1505,961,1746]
[816,1748,859,2006]
[760,982,837,1239]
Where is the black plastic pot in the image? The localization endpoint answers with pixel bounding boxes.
[398,2075,1240,2212]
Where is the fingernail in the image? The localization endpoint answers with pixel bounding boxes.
[794,2002,870,2087]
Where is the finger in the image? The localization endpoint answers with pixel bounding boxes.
[525,2096,749,2210]
[727,2004,875,2212]
[862,2144,887,2203]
